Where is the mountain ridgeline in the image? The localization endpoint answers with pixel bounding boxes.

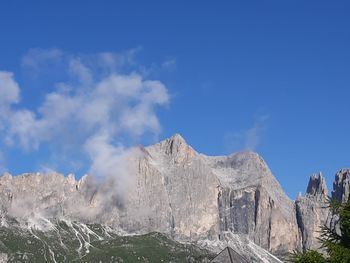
[0,134,349,262]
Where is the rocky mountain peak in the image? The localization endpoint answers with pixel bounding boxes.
[306,173,328,197]
[154,133,196,164]
[169,133,186,142]
[0,172,13,181]
[164,133,188,153]
[332,168,350,202]
[296,172,329,251]
[66,173,77,185]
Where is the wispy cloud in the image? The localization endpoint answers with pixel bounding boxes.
[0,151,5,174]
[0,48,170,189]
[224,114,269,153]
[161,57,177,71]
[0,71,20,105]
[245,115,269,150]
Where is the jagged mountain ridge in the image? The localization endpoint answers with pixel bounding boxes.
[0,134,349,262]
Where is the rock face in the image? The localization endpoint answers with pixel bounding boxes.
[295,173,329,250]
[0,133,349,260]
[332,169,350,202]
[210,152,300,254]
[295,170,350,252]
[306,173,328,197]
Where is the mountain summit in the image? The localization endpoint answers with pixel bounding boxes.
[306,173,328,197]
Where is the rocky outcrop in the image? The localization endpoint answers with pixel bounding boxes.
[212,152,300,254]
[295,169,350,252]
[332,169,350,202]
[295,173,329,251]
[306,173,328,197]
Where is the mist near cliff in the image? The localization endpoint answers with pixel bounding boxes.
[0,49,171,211]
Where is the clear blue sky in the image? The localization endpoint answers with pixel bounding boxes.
[0,1,349,198]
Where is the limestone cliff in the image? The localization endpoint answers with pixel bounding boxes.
[332,169,350,202]
[295,169,350,252]
[0,134,349,260]
[295,173,329,251]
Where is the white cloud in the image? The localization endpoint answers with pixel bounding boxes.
[245,115,269,150]
[68,57,93,85]
[0,71,20,105]
[84,131,140,198]
[0,151,6,174]
[224,115,269,153]
[6,110,39,149]
[21,48,64,74]
[161,58,177,71]
[22,47,142,78]
[0,49,170,185]
[0,71,21,135]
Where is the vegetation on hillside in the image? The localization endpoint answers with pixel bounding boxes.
[0,221,214,262]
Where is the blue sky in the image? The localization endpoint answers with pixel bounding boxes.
[0,1,349,198]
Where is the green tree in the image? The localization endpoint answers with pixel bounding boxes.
[290,250,327,263]
[290,200,350,263]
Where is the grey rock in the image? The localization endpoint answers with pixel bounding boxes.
[0,253,8,263]
[332,168,350,202]
[306,173,328,197]
[211,152,300,253]
[295,173,329,251]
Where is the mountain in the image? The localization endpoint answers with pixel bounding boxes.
[0,134,349,262]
